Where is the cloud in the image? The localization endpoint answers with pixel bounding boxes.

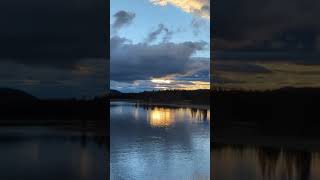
[111,79,210,92]
[191,18,209,36]
[214,61,272,74]
[212,61,320,90]
[215,0,320,57]
[110,36,208,83]
[213,0,320,89]
[0,0,107,69]
[145,24,174,43]
[109,5,210,91]
[150,0,210,19]
[0,59,107,98]
[145,24,196,44]
[112,10,136,34]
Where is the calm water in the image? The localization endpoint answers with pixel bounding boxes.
[0,127,107,180]
[110,101,210,180]
[212,142,320,180]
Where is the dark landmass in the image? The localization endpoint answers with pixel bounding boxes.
[0,88,108,132]
[213,87,320,139]
[110,89,210,105]
[0,88,37,102]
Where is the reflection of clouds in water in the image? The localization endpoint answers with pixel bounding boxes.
[115,105,123,114]
[132,107,140,120]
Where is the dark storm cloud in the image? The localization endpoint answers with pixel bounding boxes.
[112,10,136,33]
[211,60,271,87]
[174,70,209,82]
[145,24,173,43]
[0,0,107,68]
[215,0,320,63]
[214,61,272,74]
[211,75,244,84]
[110,36,208,82]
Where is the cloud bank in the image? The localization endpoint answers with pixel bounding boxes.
[215,0,320,60]
[0,0,106,69]
[213,0,320,89]
[111,36,208,82]
[0,0,108,97]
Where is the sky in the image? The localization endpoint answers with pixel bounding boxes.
[0,0,107,98]
[110,0,210,92]
[2,0,317,98]
[213,0,320,90]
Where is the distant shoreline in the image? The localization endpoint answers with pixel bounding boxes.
[110,99,210,110]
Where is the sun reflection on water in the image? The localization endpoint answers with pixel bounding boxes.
[146,107,210,128]
[149,108,173,127]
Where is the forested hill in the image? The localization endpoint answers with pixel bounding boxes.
[110,89,210,105]
[0,88,107,121]
[0,88,37,103]
[213,87,320,137]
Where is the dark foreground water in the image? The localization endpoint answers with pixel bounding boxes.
[212,142,320,180]
[0,127,107,180]
[110,101,210,180]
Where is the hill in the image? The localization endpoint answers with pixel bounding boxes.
[0,88,37,103]
[0,88,108,124]
[109,89,122,95]
[213,87,320,138]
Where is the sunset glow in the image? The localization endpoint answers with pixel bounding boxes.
[151,78,172,84]
[110,0,209,92]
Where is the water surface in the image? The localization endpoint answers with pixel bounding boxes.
[212,142,320,180]
[110,101,210,180]
[0,127,107,180]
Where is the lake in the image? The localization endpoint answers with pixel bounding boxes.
[110,101,210,180]
[212,140,320,180]
[0,127,107,180]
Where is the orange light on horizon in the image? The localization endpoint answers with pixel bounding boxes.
[151,78,210,90]
[177,81,210,90]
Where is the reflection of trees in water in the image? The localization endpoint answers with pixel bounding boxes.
[257,147,281,180]
[190,108,209,121]
[287,151,311,180]
[78,117,108,146]
[139,104,210,123]
[257,148,311,180]
[212,144,313,180]
[79,122,109,176]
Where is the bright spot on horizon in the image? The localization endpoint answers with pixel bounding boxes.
[151,78,172,84]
